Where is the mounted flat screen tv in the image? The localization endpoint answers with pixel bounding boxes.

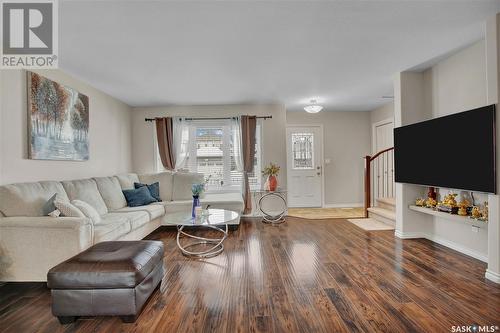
[394,104,496,193]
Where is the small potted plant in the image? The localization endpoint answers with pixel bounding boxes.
[262,162,280,191]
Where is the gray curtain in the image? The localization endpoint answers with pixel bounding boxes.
[241,116,257,214]
[155,117,175,171]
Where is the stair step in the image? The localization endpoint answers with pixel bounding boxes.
[376,197,395,211]
[367,207,396,227]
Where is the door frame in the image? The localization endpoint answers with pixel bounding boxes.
[371,117,394,154]
[286,124,325,208]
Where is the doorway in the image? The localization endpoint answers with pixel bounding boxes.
[372,118,394,154]
[286,126,323,207]
[372,118,395,200]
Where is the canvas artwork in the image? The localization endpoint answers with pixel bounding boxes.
[28,72,89,161]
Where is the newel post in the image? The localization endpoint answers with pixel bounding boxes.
[364,155,371,218]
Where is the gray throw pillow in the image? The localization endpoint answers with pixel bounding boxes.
[42,194,58,216]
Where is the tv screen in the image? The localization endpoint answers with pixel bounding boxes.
[394,104,496,193]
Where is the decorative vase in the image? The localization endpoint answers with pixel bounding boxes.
[428,187,437,200]
[192,195,200,218]
[268,175,278,191]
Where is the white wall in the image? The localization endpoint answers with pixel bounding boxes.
[485,13,500,283]
[423,40,489,259]
[131,104,287,187]
[370,101,394,125]
[286,111,371,206]
[0,69,133,184]
[395,40,490,262]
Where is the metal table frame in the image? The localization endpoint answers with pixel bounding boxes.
[165,209,238,258]
[253,189,288,224]
[176,224,228,258]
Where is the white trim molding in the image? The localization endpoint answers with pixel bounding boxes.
[485,269,500,284]
[394,230,426,239]
[395,230,488,263]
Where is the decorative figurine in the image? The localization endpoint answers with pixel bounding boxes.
[471,206,481,219]
[442,193,458,207]
[416,198,426,207]
[481,201,489,222]
[425,197,437,208]
[458,206,468,216]
[457,199,470,216]
[437,192,459,214]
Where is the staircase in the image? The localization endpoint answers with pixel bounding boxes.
[367,197,395,227]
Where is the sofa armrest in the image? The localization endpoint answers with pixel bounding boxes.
[0,217,94,282]
[0,216,92,229]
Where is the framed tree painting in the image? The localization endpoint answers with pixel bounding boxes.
[28,72,89,161]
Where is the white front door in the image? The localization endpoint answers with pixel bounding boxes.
[286,126,323,207]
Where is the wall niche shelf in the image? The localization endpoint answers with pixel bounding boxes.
[408,205,488,229]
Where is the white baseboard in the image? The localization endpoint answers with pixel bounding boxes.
[426,234,488,263]
[394,230,426,239]
[485,269,500,284]
[323,202,363,208]
[394,230,488,263]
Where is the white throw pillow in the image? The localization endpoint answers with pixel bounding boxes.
[71,200,102,224]
[48,209,61,218]
[54,199,85,218]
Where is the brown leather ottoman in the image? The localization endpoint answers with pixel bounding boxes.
[47,241,164,324]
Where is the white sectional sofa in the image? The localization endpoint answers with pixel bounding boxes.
[0,172,243,282]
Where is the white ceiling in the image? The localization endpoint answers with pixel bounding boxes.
[59,1,500,112]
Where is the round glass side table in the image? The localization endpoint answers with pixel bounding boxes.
[253,189,287,224]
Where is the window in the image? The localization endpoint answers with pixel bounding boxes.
[156,120,262,191]
[292,132,314,169]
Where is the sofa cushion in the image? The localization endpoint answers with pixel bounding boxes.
[94,176,127,210]
[172,172,204,201]
[62,179,108,215]
[114,204,166,221]
[94,214,132,242]
[103,211,150,232]
[0,181,69,217]
[164,192,244,214]
[116,173,140,190]
[138,172,174,201]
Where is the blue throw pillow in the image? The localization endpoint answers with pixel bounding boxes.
[134,182,161,202]
[123,186,157,207]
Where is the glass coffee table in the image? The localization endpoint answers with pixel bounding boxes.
[164,209,239,258]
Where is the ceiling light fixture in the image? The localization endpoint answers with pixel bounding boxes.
[304,99,323,113]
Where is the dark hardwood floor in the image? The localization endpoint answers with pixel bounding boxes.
[1,217,499,333]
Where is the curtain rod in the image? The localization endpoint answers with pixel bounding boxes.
[144,115,272,122]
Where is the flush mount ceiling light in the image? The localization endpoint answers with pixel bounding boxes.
[304,99,323,113]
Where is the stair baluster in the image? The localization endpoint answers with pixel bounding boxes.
[363,147,394,217]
